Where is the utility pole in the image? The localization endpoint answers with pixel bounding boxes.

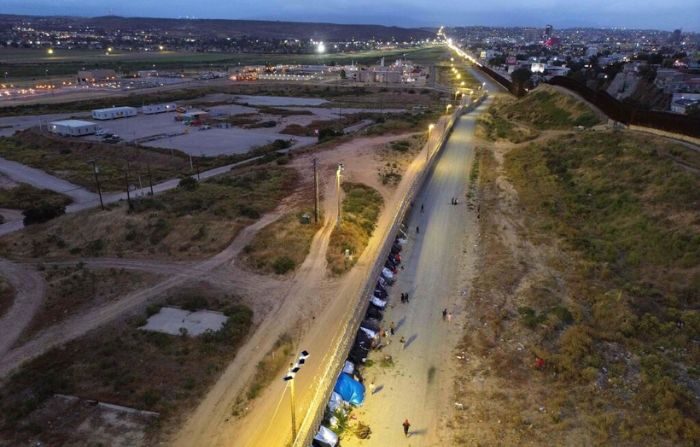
[147,164,154,196]
[89,160,104,210]
[336,163,344,226]
[125,162,133,211]
[313,158,319,223]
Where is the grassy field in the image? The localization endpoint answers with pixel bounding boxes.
[19,265,159,341]
[327,182,384,274]
[240,210,322,275]
[0,183,72,210]
[376,134,425,186]
[452,128,700,445]
[0,130,288,193]
[0,165,299,260]
[0,287,253,445]
[1,46,447,80]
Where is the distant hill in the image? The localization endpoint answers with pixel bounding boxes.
[0,14,434,41]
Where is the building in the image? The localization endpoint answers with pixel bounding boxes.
[142,103,177,115]
[77,69,117,84]
[49,120,99,136]
[670,93,700,114]
[91,106,138,120]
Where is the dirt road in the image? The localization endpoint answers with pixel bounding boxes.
[172,128,449,447]
[0,259,46,357]
[343,106,487,446]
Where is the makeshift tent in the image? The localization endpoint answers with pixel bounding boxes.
[359,326,378,339]
[370,296,387,309]
[327,391,346,414]
[342,360,355,375]
[333,373,365,405]
[313,425,339,447]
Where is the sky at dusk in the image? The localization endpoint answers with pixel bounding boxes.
[2,0,698,31]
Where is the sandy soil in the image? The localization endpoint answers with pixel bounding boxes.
[171,128,446,447]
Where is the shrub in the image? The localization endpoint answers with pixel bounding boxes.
[22,202,65,225]
[178,176,198,191]
[272,256,296,274]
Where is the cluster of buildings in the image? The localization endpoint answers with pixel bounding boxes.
[229,58,429,85]
[449,25,700,114]
[48,103,178,137]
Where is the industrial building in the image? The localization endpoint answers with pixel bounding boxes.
[49,120,99,136]
[77,69,117,84]
[142,103,177,114]
[91,106,138,120]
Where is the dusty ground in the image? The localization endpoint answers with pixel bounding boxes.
[171,120,451,447]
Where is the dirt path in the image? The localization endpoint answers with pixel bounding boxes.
[342,107,486,447]
[172,130,437,447]
[0,209,284,378]
[0,258,46,357]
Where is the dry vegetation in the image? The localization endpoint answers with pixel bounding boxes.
[240,211,321,275]
[478,85,601,143]
[0,130,287,193]
[0,276,13,319]
[0,287,253,446]
[452,104,699,445]
[0,183,72,211]
[327,182,384,275]
[19,265,159,341]
[0,165,299,260]
[375,134,425,186]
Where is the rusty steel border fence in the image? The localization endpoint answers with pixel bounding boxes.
[293,94,488,447]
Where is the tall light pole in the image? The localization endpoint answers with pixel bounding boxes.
[427,124,435,162]
[283,350,310,443]
[445,104,452,114]
[89,160,104,210]
[336,163,344,226]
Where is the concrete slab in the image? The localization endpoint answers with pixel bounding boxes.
[140,306,228,336]
[233,95,328,106]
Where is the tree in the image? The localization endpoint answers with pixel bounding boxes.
[511,68,532,96]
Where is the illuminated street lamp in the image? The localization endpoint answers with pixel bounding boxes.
[446,104,452,113]
[336,163,344,226]
[47,48,54,55]
[427,124,435,161]
[283,350,310,443]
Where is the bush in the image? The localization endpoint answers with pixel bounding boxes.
[272,256,296,274]
[22,202,66,225]
[318,127,343,142]
[178,176,198,191]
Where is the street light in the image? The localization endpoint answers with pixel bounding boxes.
[283,350,310,443]
[336,163,344,226]
[446,104,452,113]
[427,124,435,161]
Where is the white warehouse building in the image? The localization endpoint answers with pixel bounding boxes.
[142,103,177,114]
[49,120,99,136]
[91,106,138,120]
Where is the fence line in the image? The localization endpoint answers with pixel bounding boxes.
[293,94,487,447]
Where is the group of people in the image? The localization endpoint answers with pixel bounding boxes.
[400,292,410,303]
[451,197,459,205]
[442,308,453,322]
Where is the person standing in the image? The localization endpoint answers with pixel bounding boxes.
[390,321,395,336]
[369,381,376,395]
[442,308,447,320]
[447,312,453,323]
[402,418,411,437]
[416,225,420,234]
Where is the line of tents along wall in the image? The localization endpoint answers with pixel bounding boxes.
[311,228,407,447]
[91,103,177,120]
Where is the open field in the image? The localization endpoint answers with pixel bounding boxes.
[327,182,384,274]
[18,265,160,342]
[0,165,299,260]
[0,287,253,446]
[0,129,295,193]
[376,134,425,185]
[451,115,699,445]
[1,46,448,80]
[0,182,72,210]
[240,211,322,275]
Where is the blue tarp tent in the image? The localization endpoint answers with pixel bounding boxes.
[333,373,365,405]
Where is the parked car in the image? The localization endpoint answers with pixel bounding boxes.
[366,306,384,321]
[370,296,387,309]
